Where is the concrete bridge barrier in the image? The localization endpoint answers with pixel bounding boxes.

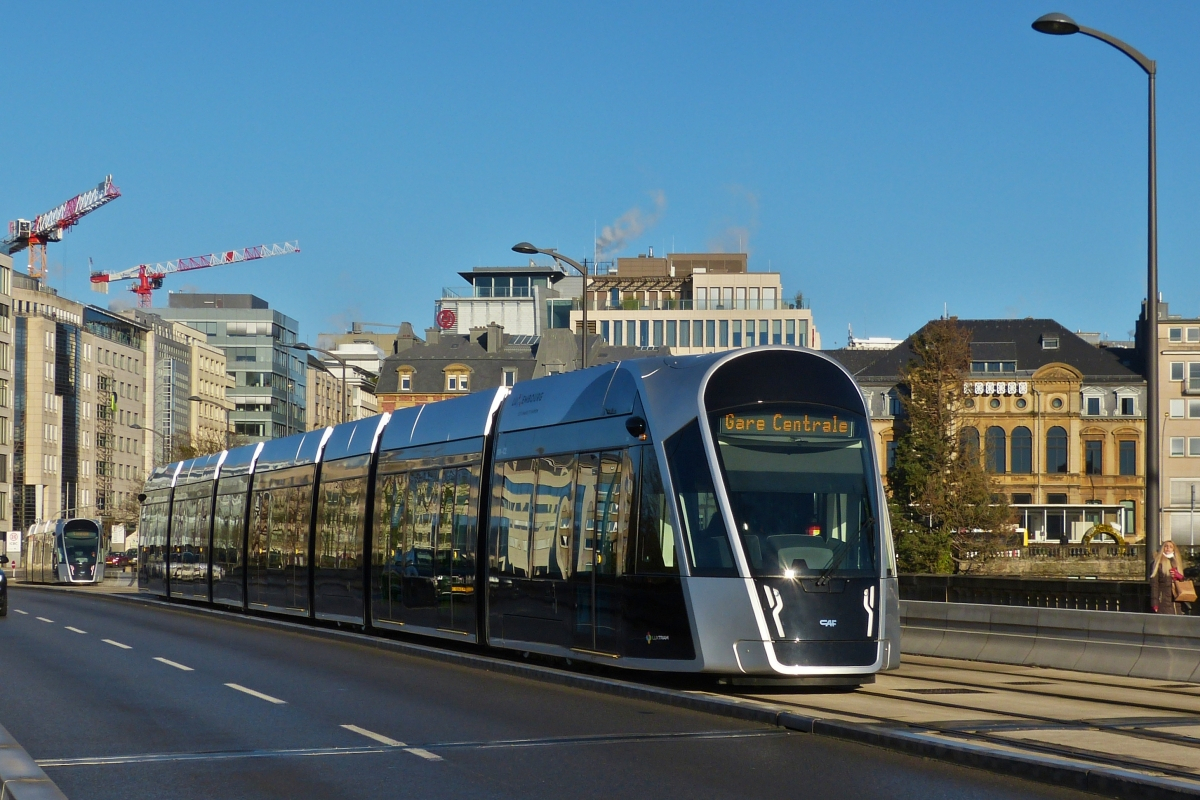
[901,600,1200,683]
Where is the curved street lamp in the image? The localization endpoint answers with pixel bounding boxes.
[513,242,590,369]
[1032,12,1160,571]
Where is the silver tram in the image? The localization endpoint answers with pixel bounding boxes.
[139,348,900,683]
[22,518,106,584]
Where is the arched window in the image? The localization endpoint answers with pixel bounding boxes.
[960,426,980,462]
[1047,426,1068,473]
[1011,427,1032,474]
[985,426,1006,473]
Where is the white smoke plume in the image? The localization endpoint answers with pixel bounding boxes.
[595,190,666,259]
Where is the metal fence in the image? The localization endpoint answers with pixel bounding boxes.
[899,574,1151,613]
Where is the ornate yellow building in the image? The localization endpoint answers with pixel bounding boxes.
[833,320,1145,543]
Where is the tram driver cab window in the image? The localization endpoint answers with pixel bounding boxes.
[665,421,737,576]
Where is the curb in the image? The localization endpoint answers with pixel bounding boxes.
[0,718,67,800]
[16,586,1200,799]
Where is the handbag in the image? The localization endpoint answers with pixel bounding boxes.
[1173,579,1197,604]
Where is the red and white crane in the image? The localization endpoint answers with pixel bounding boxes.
[89,241,300,307]
[3,175,122,279]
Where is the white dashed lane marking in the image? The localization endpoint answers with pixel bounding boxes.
[65,626,87,634]
[35,617,53,623]
[342,724,405,747]
[153,657,194,671]
[405,748,443,761]
[225,683,285,705]
[103,639,132,650]
[13,609,27,615]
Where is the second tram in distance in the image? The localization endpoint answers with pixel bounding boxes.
[139,347,900,683]
[22,518,105,584]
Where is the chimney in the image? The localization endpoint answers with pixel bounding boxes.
[351,321,362,334]
[425,326,441,346]
[486,322,503,354]
[395,321,416,352]
[468,326,487,348]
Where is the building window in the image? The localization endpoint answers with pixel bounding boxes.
[705,320,715,348]
[638,319,649,348]
[771,319,782,345]
[503,369,517,388]
[1172,399,1186,418]
[1171,437,1185,457]
[1084,440,1103,475]
[446,371,469,392]
[1011,426,1032,474]
[1191,438,1200,458]
[1047,426,1068,473]
[666,320,677,347]
[1170,327,1184,343]
[886,440,897,470]
[731,320,741,347]
[758,320,769,346]
[1119,396,1134,416]
[629,321,638,348]
[1172,362,1185,381]
[675,321,686,348]
[1050,397,1064,410]
[1085,396,1101,416]
[1118,443,1137,474]
[1012,493,1033,504]
[1189,328,1200,343]
[745,320,755,346]
[960,426,980,462]
[653,320,664,347]
[1042,336,1059,350]
[985,426,1006,473]
[718,320,728,348]
[1121,500,1136,536]
[888,394,902,416]
[1189,364,1200,393]
[1190,400,1200,419]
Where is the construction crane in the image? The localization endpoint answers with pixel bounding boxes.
[4,175,121,279]
[89,241,300,307]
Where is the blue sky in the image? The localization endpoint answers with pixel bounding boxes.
[4,1,1198,348]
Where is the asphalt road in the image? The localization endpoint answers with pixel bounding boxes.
[0,587,1098,800]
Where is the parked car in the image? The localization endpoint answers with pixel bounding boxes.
[105,552,130,568]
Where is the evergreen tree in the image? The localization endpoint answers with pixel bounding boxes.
[887,318,1012,573]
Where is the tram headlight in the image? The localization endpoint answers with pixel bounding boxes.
[783,568,796,580]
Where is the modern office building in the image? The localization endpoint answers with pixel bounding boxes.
[832,319,1146,543]
[435,263,582,337]
[12,273,150,528]
[1155,302,1200,545]
[574,251,820,353]
[157,293,305,442]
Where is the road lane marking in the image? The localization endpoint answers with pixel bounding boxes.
[65,627,87,634]
[103,639,132,649]
[13,609,27,615]
[153,657,194,671]
[225,683,285,704]
[35,617,53,623]
[341,725,405,747]
[404,747,442,761]
[35,730,782,768]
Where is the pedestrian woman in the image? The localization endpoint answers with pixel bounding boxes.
[1151,539,1188,614]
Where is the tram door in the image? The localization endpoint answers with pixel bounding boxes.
[571,452,626,654]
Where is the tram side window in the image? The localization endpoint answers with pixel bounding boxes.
[374,471,410,572]
[407,470,440,579]
[634,447,677,574]
[665,420,737,576]
[494,459,535,577]
[317,474,366,569]
[532,455,574,579]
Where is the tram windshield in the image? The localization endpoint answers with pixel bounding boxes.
[63,521,100,566]
[710,404,877,579]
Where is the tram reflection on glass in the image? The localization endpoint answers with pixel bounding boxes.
[139,348,900,683]
[21,518,106,584]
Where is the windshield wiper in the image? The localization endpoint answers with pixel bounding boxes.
[815,516,876,586]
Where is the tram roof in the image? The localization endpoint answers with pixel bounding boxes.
[495,361,642,434]
[176,452,223,485]
[219,442,261,478]
[379,388,506,452]
[322,416,388,462]
[255,428,329,473]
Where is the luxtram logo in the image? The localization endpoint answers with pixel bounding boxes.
[820,619,838,628]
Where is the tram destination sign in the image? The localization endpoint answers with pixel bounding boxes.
[720,412,854,438]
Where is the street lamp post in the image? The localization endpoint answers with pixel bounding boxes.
[1033,12,1160,574]
[512,243,590,369]
[131,423,170,466]
[294,343,348,425]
